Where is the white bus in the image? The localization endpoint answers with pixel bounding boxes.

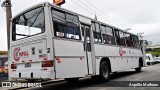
[9,2,144,82]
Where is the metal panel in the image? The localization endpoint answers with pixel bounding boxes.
[55,58,85,78]
[54,39,84,56]
[54,39,85,78]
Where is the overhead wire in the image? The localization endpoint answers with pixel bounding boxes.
[70,0,113,25]
[70,0,95,15]
[85,0,126,28]
[69,1,160,44]
[76,0,120,27]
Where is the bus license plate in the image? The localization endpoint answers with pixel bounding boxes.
[25,63,31,68]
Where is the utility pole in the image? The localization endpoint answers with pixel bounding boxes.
[1,0,12,50]
[6,0,12,50]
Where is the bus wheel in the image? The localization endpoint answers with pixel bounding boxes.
[99,61,110,81]
[65,78,79,82]
[135,62,142,72]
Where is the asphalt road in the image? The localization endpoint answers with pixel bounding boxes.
[29,64,160,90]
[1,64,160,90]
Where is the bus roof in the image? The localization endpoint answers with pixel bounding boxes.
[12,2,138,36]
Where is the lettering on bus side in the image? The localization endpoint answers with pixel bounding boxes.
[119,47,126,56]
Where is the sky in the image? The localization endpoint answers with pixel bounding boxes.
[1,0,160,50]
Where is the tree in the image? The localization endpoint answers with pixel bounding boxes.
[0,51,8,55]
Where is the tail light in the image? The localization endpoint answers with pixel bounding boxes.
[42,61,53,67]
[11,64,17,69]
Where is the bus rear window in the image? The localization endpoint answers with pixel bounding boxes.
[12,7,45,41]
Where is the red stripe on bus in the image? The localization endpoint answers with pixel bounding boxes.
[58,60,61,63]
[43,57,47,60]
[56,58,60,61]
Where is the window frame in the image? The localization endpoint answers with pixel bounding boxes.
[92,22,102,43]
[105,25,116,45]
[52,8,81,41]
[124,32,134,47]
[115,29,126,46]
[101,25,115,45]
[132,35,140,49]
[12,6,45,41]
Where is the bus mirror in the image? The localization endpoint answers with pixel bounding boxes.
[140,40,148,45]
[144,40,148,45]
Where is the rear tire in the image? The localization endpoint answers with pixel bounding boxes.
[93,61,110,81]
[65,78,79,82]
[135,62,142,72]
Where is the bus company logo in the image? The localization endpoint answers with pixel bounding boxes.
[13,47,20,62]
[119,47,126,56]
[13,47,29,62]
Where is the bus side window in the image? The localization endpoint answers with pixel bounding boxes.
[125,33,133,47]
[75,27,81,40]
[52,9,65,37]
[52,9,81,40]
[106,26,116,45]
[115,30,120,46]
[101,25,108,44]
[65,26,80,40]
[92,22,102,43]
[52,9,65,23]
[54,22,65,37]
[119,31,126,46]
[66,13,80,40]
[115,30,126,46]
[132,35,140,48]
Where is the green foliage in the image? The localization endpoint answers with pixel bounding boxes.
[154,48,160,52]
[148,51,160,57]
[0,51,8,55]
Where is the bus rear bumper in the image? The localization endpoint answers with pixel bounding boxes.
[9,68,55,80]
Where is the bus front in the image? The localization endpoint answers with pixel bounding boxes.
[9,3,55,81]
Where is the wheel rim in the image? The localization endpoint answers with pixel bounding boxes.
[102,64,108,78]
